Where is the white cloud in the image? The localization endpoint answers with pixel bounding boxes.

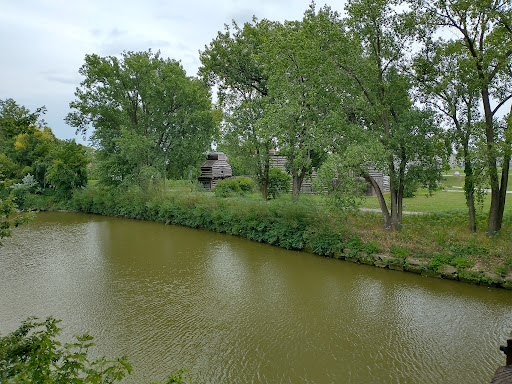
[0,0,334,145]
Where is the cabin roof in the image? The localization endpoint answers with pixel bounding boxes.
[207,152,228,161]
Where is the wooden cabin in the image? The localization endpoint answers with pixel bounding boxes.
[269,154,318,193]
[198,152,232,191]
[361,168,390,196]
[270,153,389,196]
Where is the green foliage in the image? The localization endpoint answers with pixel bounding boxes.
[495,265,508,277]
[429,253,452,273]
[235,177,255,193]
[10,174,38,192]
[213,178,242,197]
[200,20,275,199]
[150,369,190,384]
[0,317,190,384]
[10,175,39,207]
[451,256,473,270]
[10,188,29,209]
[402,180,419,198]
[415,0,512,235]
[66,50,217,188]
[213,177,255,197]
[305,3,447,229]
[390,245,409,259]
[0,98,47,162]
[308,228,345,257]
[267,167,290,199]
[0,317,132,383]
[363,241,380,255]
[136,165,163,192]
[0,196,33,246]
[315,153,367,209]
[70,184,375,255]
[0,99,88,204]
[13,126,56,187]
[258,19,330,200]
[0,154,18,182]
[46,140,88,198]
[427,245,477,272]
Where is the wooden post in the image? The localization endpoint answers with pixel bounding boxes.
[507,339,512,366]
[500,338,512,365]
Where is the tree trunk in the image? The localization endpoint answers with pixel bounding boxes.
[457,108,477,233]
[397,147,407,226]
[460,121,477,233]
[364,174,391,229]
[291,167,306,202]
[389,159,399,231]
[463,156,477,233]
[256,146,271,200]
[481,87,502,236]
[496,148,511,229]
[486,156,501,236]
[260,160,270,200]
[397,183,404,226]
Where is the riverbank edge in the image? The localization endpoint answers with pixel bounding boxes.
[39,187,512,290]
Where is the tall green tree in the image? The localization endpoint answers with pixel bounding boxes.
[414,40,487,232]
[0,99,49,184]
[259,17,330,201]
[46,140,88,199]
[200,20,275,200]
[13,126,56,187]
[0,99,46,156]
[310,1,447,229]
[66,50,216,188]
[415,0,512,235]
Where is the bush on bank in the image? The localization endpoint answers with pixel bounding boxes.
[70,184,359,254]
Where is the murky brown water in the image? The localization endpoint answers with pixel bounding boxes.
[1,212,511,383]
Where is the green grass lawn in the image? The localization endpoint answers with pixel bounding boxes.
[250,185,509,214]
[441,169,512,190]
[358,189,511,213]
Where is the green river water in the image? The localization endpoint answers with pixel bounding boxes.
[1,212,511,383]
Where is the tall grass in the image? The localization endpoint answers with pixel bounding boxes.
[70,185,356,255]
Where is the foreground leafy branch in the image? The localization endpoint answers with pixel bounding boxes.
[0,196,33,246]
[0,317,190,384]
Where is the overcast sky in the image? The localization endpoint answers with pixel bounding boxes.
[0,0,347,145]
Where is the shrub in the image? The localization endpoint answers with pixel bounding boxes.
[213,177,255,198]
[495,265,508,277]
[452,256,474,270]
[213,178,242,197]
[390,245,409,259]
[236,177,256,193]
[429,253,452,272]
[267,167,291,199]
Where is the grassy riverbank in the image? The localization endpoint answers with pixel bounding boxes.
[47,182,511,289]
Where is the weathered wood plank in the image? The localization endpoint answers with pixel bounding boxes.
[490,366,512,383]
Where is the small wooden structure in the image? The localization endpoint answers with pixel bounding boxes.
[269,154,318,193]
[360,168,390,196]
[269,153,389,196]
[490,334,512,383]
[198,152,232,191]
